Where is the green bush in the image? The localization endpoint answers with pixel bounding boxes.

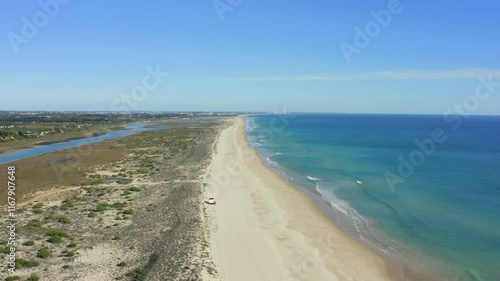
[117,261,128,267]
[67,242,77,248]
[33,203,43,209]
[88,212,97,218]
[112,235,122,241]
[128,187,141,192]
[63,199,75,208]
[112,202,127,209]
[0,246,10,254]
[125,266,144,278]
[57,216,72,224]
[5,276,20,281]
[23,221,48,235]
[48,235,63,243]
[15,259,39,269]
[61,250,75,257]
[122,209,134,215]
[121,190,132,196]
[26,274,40,281]
[37,248,52,258]
[95,203,109,212]
[27,219,42,228]
[23,241,35,246]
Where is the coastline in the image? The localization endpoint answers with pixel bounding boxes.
[205,116,393,280]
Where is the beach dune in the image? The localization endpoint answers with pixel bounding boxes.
[205,117,393,281]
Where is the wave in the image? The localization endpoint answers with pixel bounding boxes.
[245,117,258,132]
[306,176,395,255]
[307,176,321,181]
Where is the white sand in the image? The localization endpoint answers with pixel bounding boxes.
[205,117,394,281]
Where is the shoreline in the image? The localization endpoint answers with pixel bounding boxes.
[205,116,394,280]
[244,116,451,281]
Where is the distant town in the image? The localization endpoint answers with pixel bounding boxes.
[0,111,243,143]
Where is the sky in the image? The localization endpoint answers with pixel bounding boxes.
[0,0,499,114]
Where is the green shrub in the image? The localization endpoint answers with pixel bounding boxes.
[121,190,132,196]
[128,187,141,192]
[112,202,127,209]
[48,235,63,243]
[122,209,134,215]
[112,235,122,241]
[0,240,7,245]
[57,216,72,224]
[0,246,10,254]
[23,241,35,246]
[26,274,40,281]
[95,203,109,212]
[117,261,128,267]
[61,250,75,257]
[125,267,144,278]
[15,259,39,269]
[5,276,20,281]
[23,220,47,235]
[37,248,52,258]
[27,219,42,228]
[67,242,77,248]
[33,203,43,209]
[61,199,75,209]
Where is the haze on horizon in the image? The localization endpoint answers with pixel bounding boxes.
[1,1,499,115]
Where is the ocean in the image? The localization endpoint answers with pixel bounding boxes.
[246,114,500,281]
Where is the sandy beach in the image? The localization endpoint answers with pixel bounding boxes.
[205,117,393,281]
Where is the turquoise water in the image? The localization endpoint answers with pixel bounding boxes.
[0,123,164,165]
[246,114,500,281]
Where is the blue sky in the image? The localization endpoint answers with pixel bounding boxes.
[1,0,499,114]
